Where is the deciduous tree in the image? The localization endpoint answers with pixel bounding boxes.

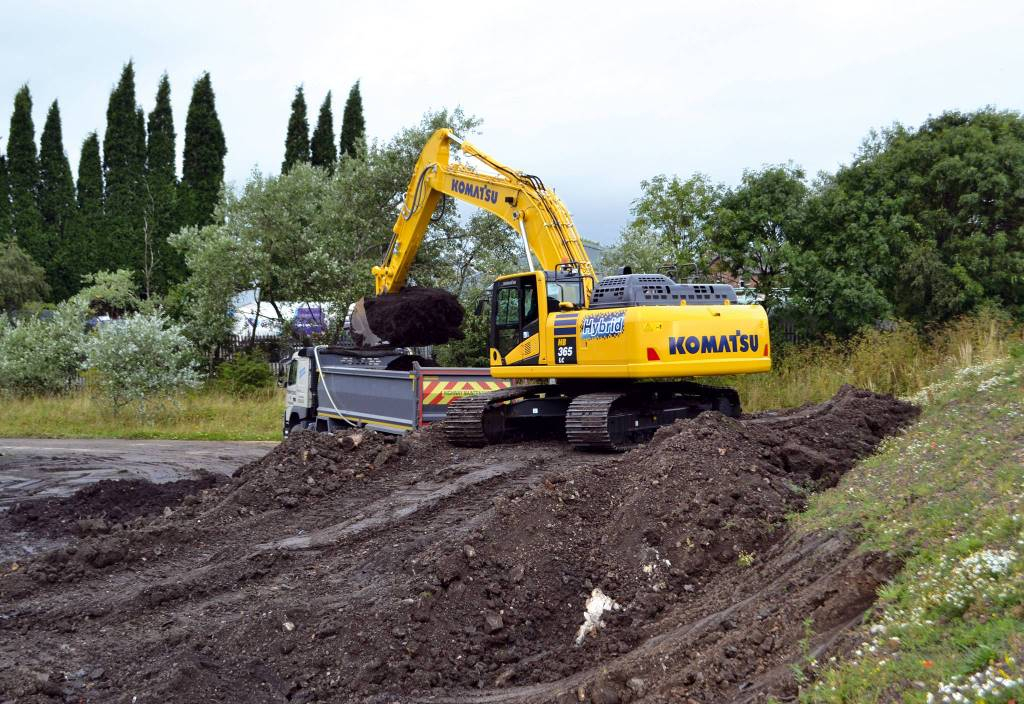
[712,164,807,312]
[172,108,483,354]
[794,109,1024,332]
[604,174,723,278]
[0,238,49,315]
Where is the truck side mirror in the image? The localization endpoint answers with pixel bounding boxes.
[474,297,488,316]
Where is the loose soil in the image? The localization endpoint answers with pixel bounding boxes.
[363,286,465,346]
[3,474,226,539]
[0,386,918,703]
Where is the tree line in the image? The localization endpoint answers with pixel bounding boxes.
[0,63,366,305]
[282,82,366,173]
[605,109,1024,336]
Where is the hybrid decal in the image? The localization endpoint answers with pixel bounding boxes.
[668,330,759,355]
[451,178,499,204]
[580,311,625,340]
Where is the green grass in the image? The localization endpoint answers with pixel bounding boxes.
[0,387,283,441]
[794,345,1024,702]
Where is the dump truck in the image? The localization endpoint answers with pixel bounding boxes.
[282,346,509,437]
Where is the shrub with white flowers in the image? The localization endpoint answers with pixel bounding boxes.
[82,313,201,415]
[0,299,89,395]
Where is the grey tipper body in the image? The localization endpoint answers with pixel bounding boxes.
[282,346,506,437]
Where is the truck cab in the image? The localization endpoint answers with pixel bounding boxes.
[282,351,315,436]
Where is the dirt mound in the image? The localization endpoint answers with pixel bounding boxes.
[363,286,465,346]
[4,473,225,537]
[220,427,421,515]
[334,385,918,697]
[0,387,918,704]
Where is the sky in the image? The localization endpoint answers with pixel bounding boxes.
[2,0,1023,244]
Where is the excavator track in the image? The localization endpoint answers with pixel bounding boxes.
[446,381,742,452]
[565,382,743,452]
[564,392,629,451]
[444,386,556,447]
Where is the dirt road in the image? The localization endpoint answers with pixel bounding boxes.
[0,438,276,508]
[0,388,918,703]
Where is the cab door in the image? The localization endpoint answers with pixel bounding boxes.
[286,356,313,411]
[490,272,547,367]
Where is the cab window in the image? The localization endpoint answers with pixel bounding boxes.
[287,360,298,385]
[547,280,583,307]
[494,284,521,356]
[522,277,539,334]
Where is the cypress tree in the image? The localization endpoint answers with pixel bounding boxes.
[179,72,226,228]
[146,73,180,293]
[310,91,337,172]
[38,100,78,300]
[7,85,45,269]
[282,85,310,173]
[103,62,147,273]
[339,80,366,159]
[74,133,104,280]
[0,154,10,238]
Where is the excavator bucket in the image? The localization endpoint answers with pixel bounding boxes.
[351,287,465,348]
[348,297,383,347]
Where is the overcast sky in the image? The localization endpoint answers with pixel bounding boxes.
[3,0,1023,244]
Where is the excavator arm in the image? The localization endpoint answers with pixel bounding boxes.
[372,129,596,301]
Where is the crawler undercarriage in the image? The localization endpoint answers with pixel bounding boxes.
[444,381,741,452]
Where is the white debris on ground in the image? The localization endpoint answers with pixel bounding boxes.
[574,588,621,646]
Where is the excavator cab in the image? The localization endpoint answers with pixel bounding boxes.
[489,270,586,367]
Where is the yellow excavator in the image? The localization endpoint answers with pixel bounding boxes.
[357,128,771,450]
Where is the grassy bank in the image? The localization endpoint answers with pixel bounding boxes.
[0,388,283,441]
[792,347,1024,702]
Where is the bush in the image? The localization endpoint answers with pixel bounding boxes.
[215,351,275,395]
[79,269,140,317]
[82,313,201,415]
[0,299,88,395]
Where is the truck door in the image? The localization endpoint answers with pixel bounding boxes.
[286,356,313,413]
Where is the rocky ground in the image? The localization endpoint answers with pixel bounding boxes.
[0,386,918,703]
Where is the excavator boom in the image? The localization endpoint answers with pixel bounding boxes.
[373,129,595,299]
